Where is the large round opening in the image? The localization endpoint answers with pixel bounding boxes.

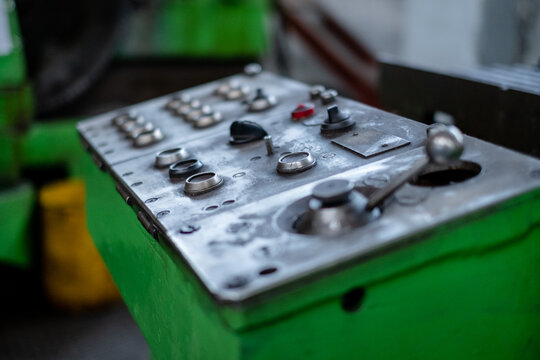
[410,161,481,187]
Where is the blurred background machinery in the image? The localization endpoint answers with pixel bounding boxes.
[1,0,268,358]
[1,0,539,359]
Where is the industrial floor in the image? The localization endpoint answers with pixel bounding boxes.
[0,302,149,360]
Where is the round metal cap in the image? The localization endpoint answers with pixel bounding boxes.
[426,125,464,164]
[309,85,326,99]
[165,94,191,111]
[321,89,338,104]
[126,122,154,139]
[176,100,201,118]
[169,158,203,178]
[312,179,354,204]
[215,80,240,96]
[244,63,262,76]
[111,111,137,127]
[155,147,190,168]
[193,112,223,129]
[184,172,223,195]
[119,115,145,132]
[185,105,213,123]
[133,128,164,147]
[277,151,317,174]
[226,85,250,100]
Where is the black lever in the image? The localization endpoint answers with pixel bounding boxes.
[229,120,269,145]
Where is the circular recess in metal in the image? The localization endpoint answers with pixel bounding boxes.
[184,172,224,195]
[111,112,137,127]
[225,85,250,100]
[126,122,154,140]
[278,180,380,236]
[169,159,203,179]
[194,112,223,129]
[155,147,190,168]
[248,88,278,112]
[320,89,338,104]
[410,161,481,187]
[133,128,164,147]
[244,63,262,76]
[277,152,317,174]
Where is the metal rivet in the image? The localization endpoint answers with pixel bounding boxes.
[131,181,143,187]
[250,156,261,161]
[233,172,246,178]
[205,205,219,211]
[122,172,133,177]
[322,152,336,159]
[145,197,159,204]
[222,200,235,206]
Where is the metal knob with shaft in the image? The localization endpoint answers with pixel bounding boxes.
[365,125,464,210]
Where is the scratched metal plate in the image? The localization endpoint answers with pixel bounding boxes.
[332,128,411,157]
[77,71,540,305]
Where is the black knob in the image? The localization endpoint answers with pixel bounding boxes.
[321,105,356,134]
[229,120,268,145]
[248,88,277,112]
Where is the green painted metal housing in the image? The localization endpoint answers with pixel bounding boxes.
[0,182,34,267]
[118,0,270,58]
[85,151,540,359]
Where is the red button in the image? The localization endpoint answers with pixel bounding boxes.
[291,103,315,120]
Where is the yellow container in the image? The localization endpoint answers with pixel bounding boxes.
[40,179,120,311]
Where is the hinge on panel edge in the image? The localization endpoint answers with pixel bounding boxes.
[79,133,107,172]
[115,183,132,205]
[114,182,159,240]
[136,211,160,241]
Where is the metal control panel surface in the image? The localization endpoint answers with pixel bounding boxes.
[78,71,540,304]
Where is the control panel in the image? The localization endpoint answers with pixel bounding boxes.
[77,66,540,304]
